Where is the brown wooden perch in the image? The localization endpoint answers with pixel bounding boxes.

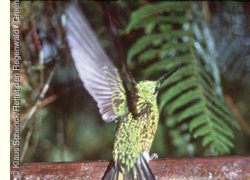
[11,157,250,180]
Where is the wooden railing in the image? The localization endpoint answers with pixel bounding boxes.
[11,157,250,179]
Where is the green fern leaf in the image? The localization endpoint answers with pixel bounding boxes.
[125,2,239,155]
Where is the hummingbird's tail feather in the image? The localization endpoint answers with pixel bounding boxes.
[135,155,155,180]
[102,162,118,180]
[103,156,155,180]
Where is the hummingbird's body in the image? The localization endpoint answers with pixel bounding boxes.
[65,4,166,180]
[113,81,159,174]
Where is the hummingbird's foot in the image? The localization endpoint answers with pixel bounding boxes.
[150,153,158,160]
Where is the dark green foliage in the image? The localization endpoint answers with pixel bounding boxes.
[126,2,239,155]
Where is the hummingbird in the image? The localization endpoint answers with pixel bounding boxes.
[65,4,176,180]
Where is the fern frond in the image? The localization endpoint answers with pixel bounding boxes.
[126,2,239,155]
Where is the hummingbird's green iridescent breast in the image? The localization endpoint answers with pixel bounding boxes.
[136,81,159,151]
[113,81,159,173]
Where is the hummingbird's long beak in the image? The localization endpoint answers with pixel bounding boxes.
[157,65,180,89]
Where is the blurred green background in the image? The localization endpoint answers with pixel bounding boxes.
[10,1,250,163]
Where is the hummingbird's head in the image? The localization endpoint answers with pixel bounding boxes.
[137,81,159,102]
[137,68,179,102]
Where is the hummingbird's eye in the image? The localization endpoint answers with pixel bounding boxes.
[153,87,158,94]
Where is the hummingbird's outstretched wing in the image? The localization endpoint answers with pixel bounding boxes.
[65,4,127,122]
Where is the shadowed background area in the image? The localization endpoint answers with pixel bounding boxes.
[10,1,250,163]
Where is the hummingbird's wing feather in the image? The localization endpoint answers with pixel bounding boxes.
[65,5,127,122]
